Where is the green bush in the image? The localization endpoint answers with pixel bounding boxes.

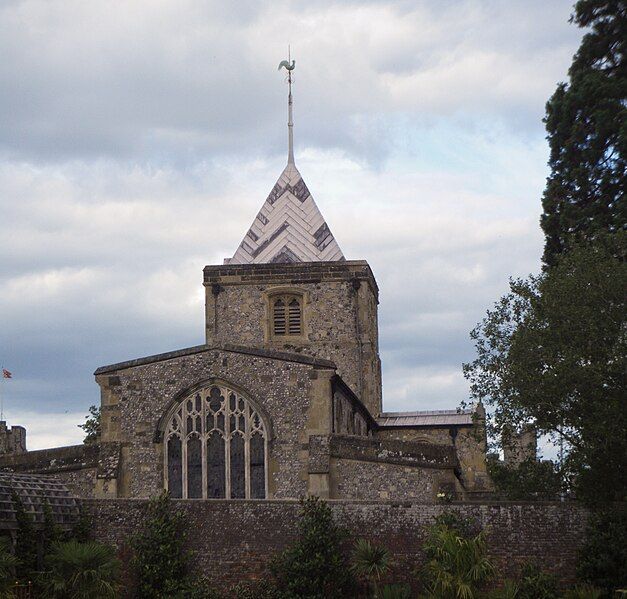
[378,583,411,599]
[40,540,120,599]
[0,537,19,597]
[270,496,355,598]
[577,510,627,594]
[130,491,191,599]
[11,492,37,579]
[420,518,496,598]
[563,585,604,599]
[350,538,393,598]
[515,562,558,599]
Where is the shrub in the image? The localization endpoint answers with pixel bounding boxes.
[40,540,120,599]
[350,538,393,598]
[130,491,190,599]
[515,562,558,599]
[11,492,37,579]
[0,537,19,596]
[271,496,355,598]
[563,585,604,599]
[577,510,627,594]
[421,519,495,598]
[378,584,411,599]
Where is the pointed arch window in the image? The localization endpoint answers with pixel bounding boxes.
[272,294,302,337]
[164,385,268,499]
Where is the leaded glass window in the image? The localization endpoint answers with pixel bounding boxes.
[164,385,268,499]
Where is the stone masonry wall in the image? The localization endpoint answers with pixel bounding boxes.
[0,442,123,498]
[203,261,382,416]
[86,499,589,594]
[96,346,336,499]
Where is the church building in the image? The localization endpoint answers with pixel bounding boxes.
[0,63,492,502]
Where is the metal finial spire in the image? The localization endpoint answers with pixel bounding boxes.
[278,48,296,164]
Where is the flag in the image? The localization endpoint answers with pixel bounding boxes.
[1,369,11,379]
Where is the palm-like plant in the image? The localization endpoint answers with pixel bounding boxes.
[422,525,496,599]
[351,538,393,598]
[40,540,120,599]
[0,537,19,598]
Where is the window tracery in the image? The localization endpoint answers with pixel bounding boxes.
[164,385,267,499]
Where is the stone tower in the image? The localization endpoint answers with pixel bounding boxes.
[0,421,26,455]
[205,62,382,416]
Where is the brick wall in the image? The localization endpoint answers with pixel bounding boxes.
[86,499,589,594]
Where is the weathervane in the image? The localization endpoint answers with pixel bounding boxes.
[278,47,296,164]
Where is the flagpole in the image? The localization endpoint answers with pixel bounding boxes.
[0,367,4,421]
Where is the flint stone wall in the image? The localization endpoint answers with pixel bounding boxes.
[95,346,336,499]
[0,443,115,498]
[86,499,589,593]
[203,261,382,416]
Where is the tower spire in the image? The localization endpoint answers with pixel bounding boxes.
[278,49,296,164]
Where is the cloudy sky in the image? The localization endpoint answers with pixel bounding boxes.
[0,0,583,449]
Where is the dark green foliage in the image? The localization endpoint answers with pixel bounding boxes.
[378,584,411,599]
[350,538,393,598]
[130,491,190,599]
[515,562,558,599]
[11,492,37,580]
[42,501,62,556]
[231,580,284,599]
[78,405,101,444]
[40,540,120,599]
[432,512,480,539]
[270,496,355,599]
[0,536,19,595]
[421,517,496,598]
[69,505,92,543]
[577,510,627,594]
[464,234,626,504]
[488,458,564,500]
[541,0,626,266]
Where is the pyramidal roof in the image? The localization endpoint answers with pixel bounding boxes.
[226,59,344,265]
[227,162,344,264]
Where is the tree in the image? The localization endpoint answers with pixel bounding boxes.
[350,538,393,598]
[540,0,626,267]
[487,458,564,500]
[271,496,355,599]
[41,540,120,599]
[463,234,626,504]
[11,492,37,580]
[576,510,627,594]
[130,492,190,599]
[78,405,101,444]
[421,517,496,598]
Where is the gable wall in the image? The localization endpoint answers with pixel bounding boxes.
[96,349,335,499]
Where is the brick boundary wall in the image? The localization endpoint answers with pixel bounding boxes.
[85,499,589,593]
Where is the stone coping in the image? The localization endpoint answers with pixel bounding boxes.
[94,343,337,375]
[82,497,588,507]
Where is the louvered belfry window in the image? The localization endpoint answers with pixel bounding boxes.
[272,294,302,337]
[164,385,268,499]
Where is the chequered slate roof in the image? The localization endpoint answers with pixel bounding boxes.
[0,472,81,530]
[376,409,475,428]
[227,162,344,264]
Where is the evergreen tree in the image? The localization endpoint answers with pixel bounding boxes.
[541,0,626,266]
[11,492,38,580]
[271,496,355,599]
[130,492,190,599]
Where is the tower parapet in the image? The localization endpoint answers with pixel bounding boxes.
[0,421,27,455]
